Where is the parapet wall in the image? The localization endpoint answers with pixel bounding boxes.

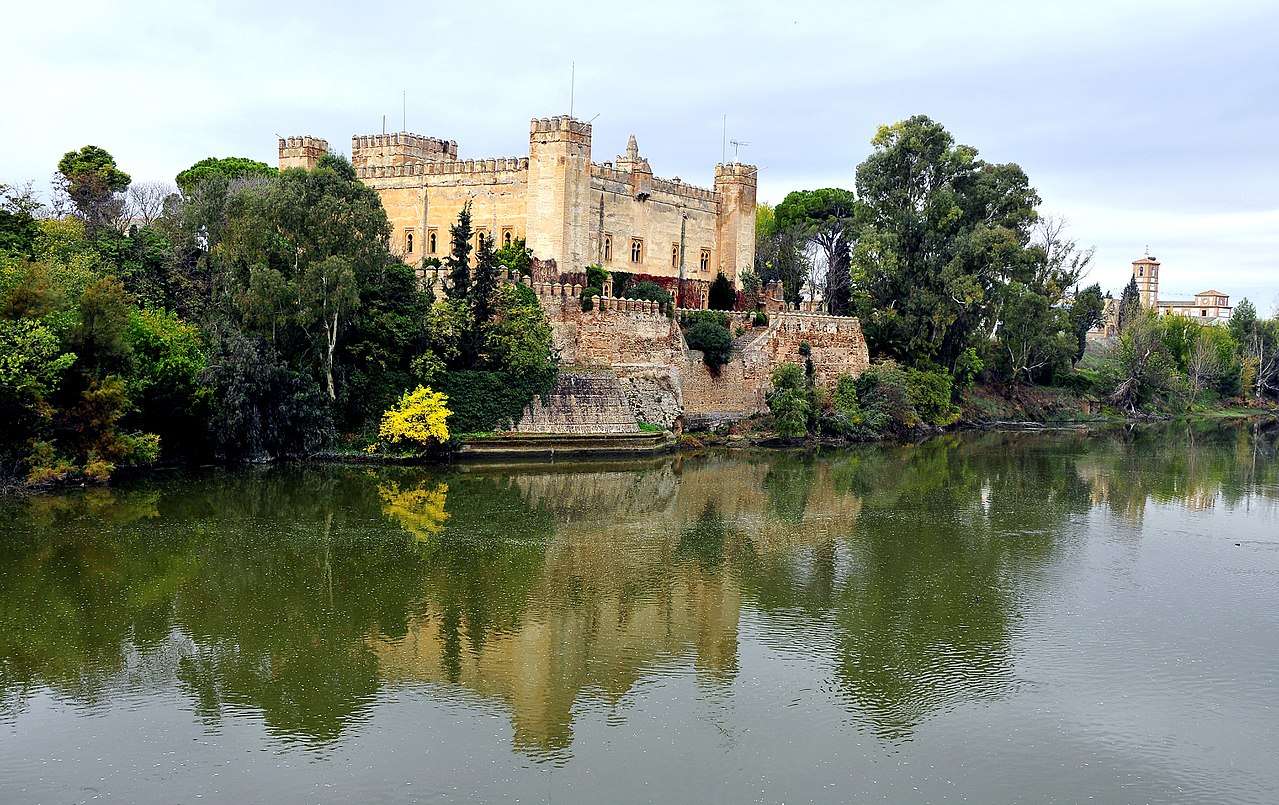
[351,132,458,170]
[357,157,529,180]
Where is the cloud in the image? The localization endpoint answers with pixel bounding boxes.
[4,0,1275,303]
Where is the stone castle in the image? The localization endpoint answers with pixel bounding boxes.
[278,115,870,433]
[1093,253,1233,338]
[278,115,757,304]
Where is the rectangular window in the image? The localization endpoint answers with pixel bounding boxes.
[631,237,643,264]
[405,229,414,254]
[700,248,711,273]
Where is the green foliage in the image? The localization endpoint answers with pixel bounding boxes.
[125,308,208,457]
[1117,277,1142,333]
[753,311,769,327]
[471,232,500,329]
[579,264,608,310]
[767,363,810,438]
[493,236,532,276]
[1068,283,1106,361]
[176,157,274,194]
[57,146,130,232]
[851,115,1041,371]
[990,281,1075,384]
[0,183,43,257]
[202,327,334,462]
[684,318,733,371]
[622,280,672,311]
[435,366,556,434]
[708,271,737,310]
[775,188,857,314]
[445,202,474,298]
[954,347,984,390]
[1099,311,1183,413]
[904,367,957,425]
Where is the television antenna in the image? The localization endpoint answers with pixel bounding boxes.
[730,139,750,161]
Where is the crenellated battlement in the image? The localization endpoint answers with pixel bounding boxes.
[714,162,758,187]
[278,136,330,170]
[357,157,530,180]
[530,115,592,138]
[351,131,458,170]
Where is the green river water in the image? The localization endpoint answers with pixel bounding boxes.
[2,420,1277,803]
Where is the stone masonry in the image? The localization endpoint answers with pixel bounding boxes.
[279,115,757,291]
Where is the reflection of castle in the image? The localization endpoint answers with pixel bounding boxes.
[371,458,860,754]
[1094,253,1233,338]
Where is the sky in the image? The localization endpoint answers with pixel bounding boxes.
[4,0,1276,309]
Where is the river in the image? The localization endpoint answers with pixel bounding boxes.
[2,420,1277,803]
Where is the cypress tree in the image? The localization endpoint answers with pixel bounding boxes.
[445,202,474,299]
[1117,276,1141,332]
[471,231,500,328]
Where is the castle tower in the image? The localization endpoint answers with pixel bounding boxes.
[714,163,758,285]
[278,136,329,171]
[526,116,592,272]
[350,132,458,171]
[1132,253,1160,307]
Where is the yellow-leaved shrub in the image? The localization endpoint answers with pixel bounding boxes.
[377,386,451,450]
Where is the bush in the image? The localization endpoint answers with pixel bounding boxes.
[623,280,672,312]
[767,363,810,438]
[752,311,768,327]
[377,386,451,450]
[685,319,733,371]
[905,368,957,425]
[708,272,736,310]
[856,362,919,433]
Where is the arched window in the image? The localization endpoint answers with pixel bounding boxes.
[405,230,414,254]
[700,248,711,272]
[631,238,643,263]
[503,230,512,248]
[604,234,612,262]
[1138,267,1144,277]
[671,244,680,268]
[428,230,437,254]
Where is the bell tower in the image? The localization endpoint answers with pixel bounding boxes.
[1132,251,1160,307]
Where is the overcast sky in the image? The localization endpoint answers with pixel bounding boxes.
[5,0,1276,308]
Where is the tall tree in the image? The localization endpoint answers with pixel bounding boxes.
[850,116,1040,370]
[298,255,359,400]
[774,188,857,314]
[176,156,275,194]
[470,231,500,328]
[1117,276,1142,332]
[446,202,474,299]
[57,145,131,233]
[1068,283,1106,362]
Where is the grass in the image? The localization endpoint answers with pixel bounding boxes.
[637,422,665,433]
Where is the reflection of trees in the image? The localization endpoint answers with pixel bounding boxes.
[3,418,1276,750]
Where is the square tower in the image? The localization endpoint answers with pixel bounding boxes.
[526,116,592,272]
[278,136,329,171]
[1132,255,1160,307]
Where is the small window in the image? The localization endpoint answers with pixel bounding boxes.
[405,229,414,254]
[700,248,711,273]
[1201,309,1207,317]
[502,228,513,248]
[671,243,680,268]
[428,230,438,254]
[604,234,613,262]
[631,238,643,263]
[1138,267,1143,277]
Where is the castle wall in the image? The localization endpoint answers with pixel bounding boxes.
[588,171,721,284]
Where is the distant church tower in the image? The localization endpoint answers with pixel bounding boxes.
[1131,251,1160,307]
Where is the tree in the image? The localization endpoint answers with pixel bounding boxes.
[708,271,736,310]
[622,280,672,311]
[1068,283,1106,362]
[72,276,133,373]
[470,232,500,328]
[445,202,474,299]
[775,188,857,314]
[298,255,359,400]
[683,314,733,371]
[0,183,43,256]
[57,145,131,233]
[493,236,533,277]
[1103,312,1181,413]
[1117,276,1142,332]
[767,363,810,438]
[124,181,176,228]
[992,282,1074,384]
[850,116,1040,371]
[377,386,451,450]
[176,157,275,194]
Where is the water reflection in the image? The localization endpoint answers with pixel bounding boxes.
[1,418,1276,756]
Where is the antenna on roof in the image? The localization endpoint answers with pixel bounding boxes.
[570,61,575,118]
[730,139,750,161]
[402,89,406,132]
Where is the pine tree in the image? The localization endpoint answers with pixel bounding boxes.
[1117,276,1142,333]
[445,202,474,299]
[471,231,500,328]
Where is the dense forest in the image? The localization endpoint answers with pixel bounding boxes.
[1,147,554,488]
